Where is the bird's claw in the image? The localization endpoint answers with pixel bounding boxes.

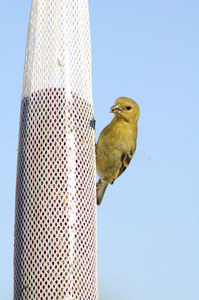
[96,182,100,193]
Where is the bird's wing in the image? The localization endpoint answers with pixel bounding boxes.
[117,149,134,179]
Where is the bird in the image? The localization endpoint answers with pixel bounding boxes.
[96,97,140,205]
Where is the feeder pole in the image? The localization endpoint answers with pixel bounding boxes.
[14,0,97,299]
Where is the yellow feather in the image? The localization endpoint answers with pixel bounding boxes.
[96,97,140,205]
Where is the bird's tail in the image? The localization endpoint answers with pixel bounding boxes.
[97,179,108,206]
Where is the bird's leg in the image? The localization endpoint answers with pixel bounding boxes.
[96,180,101,193]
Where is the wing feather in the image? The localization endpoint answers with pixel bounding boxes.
[117,149,134,179]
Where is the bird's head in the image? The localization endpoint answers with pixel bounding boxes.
[110,97,140,122]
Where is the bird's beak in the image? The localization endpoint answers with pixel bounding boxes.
[110,104,122,114]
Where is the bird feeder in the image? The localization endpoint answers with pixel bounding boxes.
[14,0,97,299]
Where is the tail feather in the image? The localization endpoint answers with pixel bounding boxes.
[97,179,108,206]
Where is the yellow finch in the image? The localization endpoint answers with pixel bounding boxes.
[96,97,140,205]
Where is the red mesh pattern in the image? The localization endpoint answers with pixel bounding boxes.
[14,0,97,299]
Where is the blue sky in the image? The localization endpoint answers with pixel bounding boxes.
[1,0,199,299]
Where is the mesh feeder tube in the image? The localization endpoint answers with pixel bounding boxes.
[14,1,97,299]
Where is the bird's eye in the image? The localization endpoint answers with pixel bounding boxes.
[126,106,131,110]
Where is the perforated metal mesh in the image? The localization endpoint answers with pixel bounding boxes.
[14,1,97,299]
